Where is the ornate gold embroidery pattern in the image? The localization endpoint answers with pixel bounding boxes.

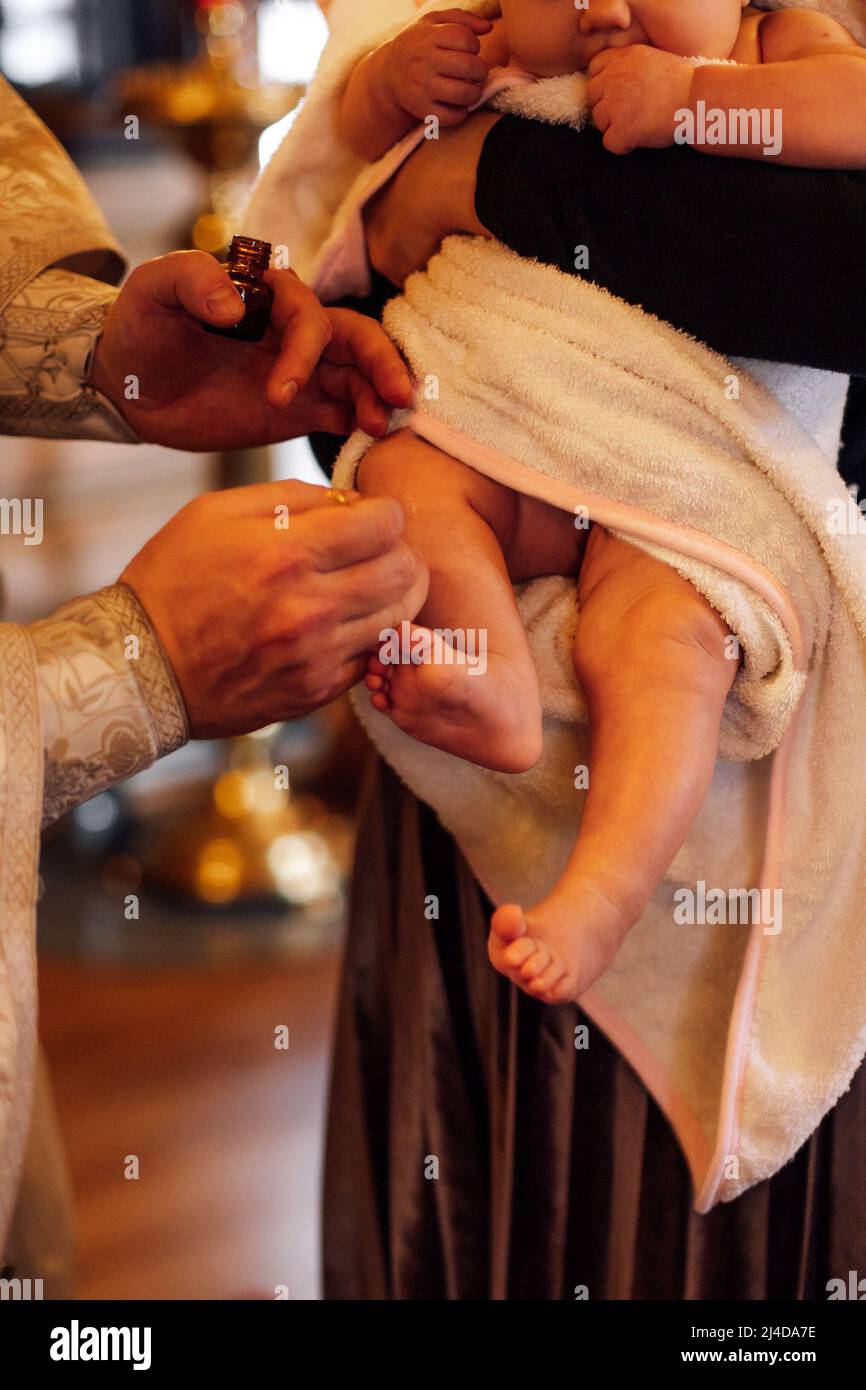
[106,584,189,754]
[0,268,140,443]
[0,74,137,443]
[0,76,124,313]
[0,623,42,1244]
[29,586,189,830]
[3,275,115,337]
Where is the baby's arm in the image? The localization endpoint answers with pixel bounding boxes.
[339,8,496,163]
[589,10,866,168]
[689,10,866,167]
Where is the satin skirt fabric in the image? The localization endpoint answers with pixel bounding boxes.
[322,756,866,1300]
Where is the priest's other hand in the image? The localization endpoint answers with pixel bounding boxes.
[120,479,429,735]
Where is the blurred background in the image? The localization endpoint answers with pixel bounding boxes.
[0,0,366,1300]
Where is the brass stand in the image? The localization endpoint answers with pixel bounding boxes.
[116,1,301,254]
[145,724,355,910]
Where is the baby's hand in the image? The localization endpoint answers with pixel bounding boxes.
[384,8,493,128]
[588,45,695,154]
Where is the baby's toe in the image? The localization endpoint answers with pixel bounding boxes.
[501,937,537,970]
[542,973,578,1005]
[527,955,568,998]
[370,691,391,713]
[520,943,551,982]
[368,654,388,677]
[491,903,527,944]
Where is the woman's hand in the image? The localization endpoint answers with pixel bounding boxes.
[90,252,414,450]
[364,109,501,286]
[121,479,429,736]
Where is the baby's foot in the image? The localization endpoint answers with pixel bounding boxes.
[488,880,638,1004]
[364,622,542,773]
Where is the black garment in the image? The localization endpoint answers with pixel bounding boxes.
[476,120,866,489]
[477,120,866,374]
[314,120,866,488]
[840,379,866,490]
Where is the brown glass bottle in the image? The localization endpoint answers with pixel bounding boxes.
[205,235,274,342]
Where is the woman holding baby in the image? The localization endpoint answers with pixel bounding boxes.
[257,0,866,1299]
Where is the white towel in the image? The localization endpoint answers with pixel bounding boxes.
[332,235,866,1211]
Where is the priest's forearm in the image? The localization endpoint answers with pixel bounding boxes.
[28,586,188,830]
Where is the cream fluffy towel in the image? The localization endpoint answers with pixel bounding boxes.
[332,236,866,1211]
[243,0,866,1210]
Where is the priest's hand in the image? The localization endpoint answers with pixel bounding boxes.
[89,251,413,450]
[120,479,429,735]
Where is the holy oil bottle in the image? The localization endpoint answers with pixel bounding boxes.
[205,235,274,342]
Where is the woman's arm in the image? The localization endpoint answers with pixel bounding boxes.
[365,112,866,375]
[365,109,498,284]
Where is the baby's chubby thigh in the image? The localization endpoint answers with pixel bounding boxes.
[355,427,582,586]
[355,426,519,560]
[356,427,545,773]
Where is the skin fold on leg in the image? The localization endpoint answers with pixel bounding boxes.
[489,526,739,1005]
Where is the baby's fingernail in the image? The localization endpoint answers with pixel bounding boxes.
[207,285,242,319]
[278,380,298,405]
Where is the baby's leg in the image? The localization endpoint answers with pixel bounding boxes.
[358,429,578,772]
[490,527,738,1003]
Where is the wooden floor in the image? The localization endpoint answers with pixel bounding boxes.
[38,953,341,1301]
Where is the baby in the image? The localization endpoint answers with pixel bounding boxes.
[338,0,866,1006]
